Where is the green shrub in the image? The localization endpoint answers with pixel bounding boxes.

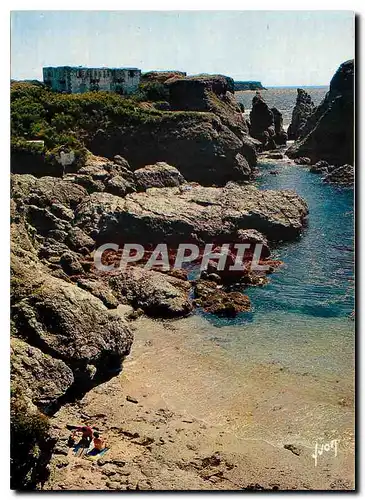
[137,82,170,102]
[10,386,50,490]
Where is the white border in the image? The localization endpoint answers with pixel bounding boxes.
[2,2,362,498]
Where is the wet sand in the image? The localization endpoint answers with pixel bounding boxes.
[45,315,354,491]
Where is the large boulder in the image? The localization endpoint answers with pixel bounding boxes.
[134,162,186,190]
[249,93,285,150]
[287,89,315,140]
[323,164,354,186]
[109,267,192,318]
[75,183,308,245]
[287,60,354,166]
[271,107,287,145]
[66,154,136,196]
[249,94,287,148]
[11,338,74,407]
[11,174,88,211]
[11,259,134,380]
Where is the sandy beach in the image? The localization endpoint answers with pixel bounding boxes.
[45,315,354,491]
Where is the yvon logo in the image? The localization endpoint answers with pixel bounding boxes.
[312,440,339,467]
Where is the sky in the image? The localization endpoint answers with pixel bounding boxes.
[11,10,355,86]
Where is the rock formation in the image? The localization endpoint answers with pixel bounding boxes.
[12,79,257,188]
[271,107,288,145]
[166,74,248,136]
[89,111,253,186]
[109,267,192,318]
[10,75,310,487]
[234,81,265,91]
[287,89,315,140]
[287,60,354,166]
[134,162,186,191]
[140,71,187,84]
[323,164,354,186]
[75,182,308,246]
[249,93,287,149]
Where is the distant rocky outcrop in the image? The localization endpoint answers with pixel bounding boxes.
[249,93,287,149]
[287,60,354,166]
[234,81,265,91]
[287,89,315,140]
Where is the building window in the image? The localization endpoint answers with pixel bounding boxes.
[129,70,136,78]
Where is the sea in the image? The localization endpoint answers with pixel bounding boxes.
[182,87,354,444]
[235,86,329,127]
[123,87,354,468]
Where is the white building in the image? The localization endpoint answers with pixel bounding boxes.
[43,66,141,95]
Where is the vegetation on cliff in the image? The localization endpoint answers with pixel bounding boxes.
[11,80,255,184]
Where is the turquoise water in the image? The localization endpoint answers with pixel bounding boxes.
[199,161,354,329]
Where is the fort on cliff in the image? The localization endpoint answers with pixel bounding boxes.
[43,66,141,94]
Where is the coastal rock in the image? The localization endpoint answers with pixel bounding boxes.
[141,71,187,84]
[59,251,84,276]
[134,162,186,190]
[265,153,284,160]
[89,113,254,186]
[287,60,354,166]
[11,338,74,406]
[294,157,311,165]
[167,75,232,110]
[11,261,134,378]
[75,183,308,245]
[109,267,193,318]
[249,93,275,149]
[249,94,286,149]
[237,229,270,257]
[166,74,249,136]
[323,164,354,186]
[68,154,136,196]
[271,107,287,145]
[287,89,315,140]
[11,174,88,211]
[309,160,329,174]
[194,280,251,317]
[66,227,95,253]
[76,277,119,309]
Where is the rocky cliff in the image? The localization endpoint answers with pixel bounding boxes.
[11,71,307,489]
[11,78,256,186]
[287,60,354,166]
[10,152,309,488]
[287,89,315,140]
[234,81,265,91]
[249,93,287,149]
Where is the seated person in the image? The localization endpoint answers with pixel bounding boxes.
[88,432,108,455]
[74,425,93,447]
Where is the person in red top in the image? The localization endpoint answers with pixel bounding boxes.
[74,425,93,448]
